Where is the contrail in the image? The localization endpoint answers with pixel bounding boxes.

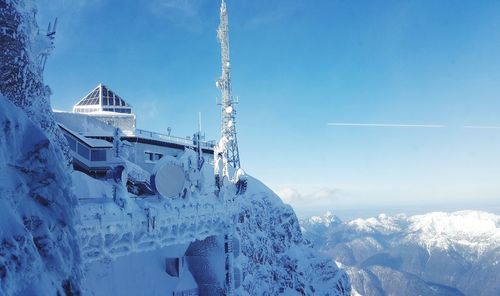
[327,123,447,128]
[464,125,500,129]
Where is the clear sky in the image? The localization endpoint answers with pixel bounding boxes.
[37,0,500,218]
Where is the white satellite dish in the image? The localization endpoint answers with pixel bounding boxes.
[151,156,185,198]
[227,120,233,128]
[225,106,233,114]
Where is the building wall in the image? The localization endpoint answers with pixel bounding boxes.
[90,114,136,135]
[127,141,213,173]
[83,243,198,296]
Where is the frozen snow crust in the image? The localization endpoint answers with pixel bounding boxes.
[0,0,81,294]
[236,177,351,295]
[74,170,351,295]
[0,96,81,295]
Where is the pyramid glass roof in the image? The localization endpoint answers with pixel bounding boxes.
[73,84,132,114]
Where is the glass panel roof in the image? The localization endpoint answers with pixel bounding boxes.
[74,84,131,109]
[76,88,100,106]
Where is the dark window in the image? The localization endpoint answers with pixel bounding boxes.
[145,152,153,161]
[103,97,108,105]
[154,153,163,161]
[91,149,106,161]
[77,143,89,159]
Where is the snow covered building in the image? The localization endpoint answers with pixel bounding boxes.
[53,83,235,295]
[72,83,135,135]
[55,83,215,176]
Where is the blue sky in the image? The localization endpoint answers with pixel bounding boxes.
[37,0,500,218]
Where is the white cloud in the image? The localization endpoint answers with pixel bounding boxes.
[150,0,203,31]
[274,186,340,206]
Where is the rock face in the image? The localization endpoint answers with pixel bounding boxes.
[0,0,70,161]
[236,177,351,295]
[301,211,500,296]
[0,97,81,295]
[0,0,81,294]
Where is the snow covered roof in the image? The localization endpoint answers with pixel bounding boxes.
[59,123,113,148]
[54,111,116,137]
[73,84,132,114]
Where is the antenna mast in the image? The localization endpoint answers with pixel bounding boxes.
[40,17,57,72]
[216,0,241,170]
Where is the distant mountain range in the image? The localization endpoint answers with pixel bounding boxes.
[300,211,500,296]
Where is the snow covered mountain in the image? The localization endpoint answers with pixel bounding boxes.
[237,178,351,295]
[301,211,500,296]
[0,1,81,295]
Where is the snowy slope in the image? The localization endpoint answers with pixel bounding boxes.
[0,1,81,294]
[0,96,81,295]
[301,211,500,296]
[236,177,351,295]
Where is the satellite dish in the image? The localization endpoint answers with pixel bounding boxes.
[225,106,233,114]
[151,156,185,198]
[227,120,233,128]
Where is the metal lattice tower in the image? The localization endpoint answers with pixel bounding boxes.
[216,0,241,170]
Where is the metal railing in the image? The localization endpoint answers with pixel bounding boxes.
[134,128,216,149]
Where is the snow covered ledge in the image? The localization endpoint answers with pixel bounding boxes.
[72,155,239,264]
[76,196,238,263]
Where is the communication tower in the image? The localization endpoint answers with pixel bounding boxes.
[216,0,241,170]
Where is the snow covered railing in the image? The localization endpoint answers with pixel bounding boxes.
[76,197,238,264]
[134,128,216,149]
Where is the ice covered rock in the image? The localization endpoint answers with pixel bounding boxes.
[0,0,81,294]
[0,96,81,295]
[236,177,351,295]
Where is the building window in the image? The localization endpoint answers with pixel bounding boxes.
[145,152,163,162]
[165,257,180,277]
[77,143,89,159]
[145,152,154,161]
[91,149,106,161]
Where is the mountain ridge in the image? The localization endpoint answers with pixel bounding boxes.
[301,210,500,296]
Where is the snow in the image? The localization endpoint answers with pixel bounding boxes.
[54,111,116,138]
[72,171,113,199]
[235,177,351,295]
[342,210,500,256]
[1,2,352,295]
[406,211,500,253]
[60,123,113,148]
[83,243,192,296]
[0,95,81,295]
[302,210,500,296]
